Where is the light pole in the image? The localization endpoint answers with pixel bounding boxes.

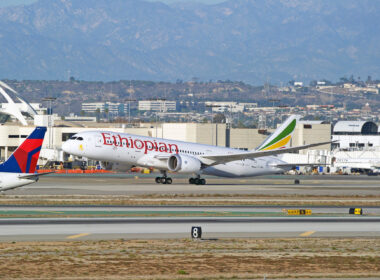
[42,97,56,149]
[206,104,223,146]
[148,98,166,138]
[125,99,136,125]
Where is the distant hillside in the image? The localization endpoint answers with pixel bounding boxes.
[2,79,378,116]
[0,0,379,83]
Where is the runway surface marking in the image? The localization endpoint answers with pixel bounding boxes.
[36,210,64,214]
[66,233,91,239]
[300,231,316,237]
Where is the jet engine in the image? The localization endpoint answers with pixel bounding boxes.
[167,154,202,173]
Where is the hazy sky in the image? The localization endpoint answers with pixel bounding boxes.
[0,0,36,7]
[0,0,227,8]
[148,0,226,4]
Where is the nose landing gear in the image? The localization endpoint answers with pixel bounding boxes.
[189,177,206,185]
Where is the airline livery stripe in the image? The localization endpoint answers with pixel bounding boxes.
[25,146,42,173]
[260,119,296,150]
[261,135,292,151]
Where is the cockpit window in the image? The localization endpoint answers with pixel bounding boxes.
[70,136,77,140]
[77,137,84,141]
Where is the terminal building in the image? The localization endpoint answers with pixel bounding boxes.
[331,121,380,174]
[332,121,380,150]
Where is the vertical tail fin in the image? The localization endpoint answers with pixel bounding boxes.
[0,127,47,173]
[255,115,300,151]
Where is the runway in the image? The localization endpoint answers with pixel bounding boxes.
[6,174,380,196]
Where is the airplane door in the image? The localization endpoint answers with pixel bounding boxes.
[95,135,102,147]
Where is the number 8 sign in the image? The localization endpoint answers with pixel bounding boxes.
[191,226,202,239]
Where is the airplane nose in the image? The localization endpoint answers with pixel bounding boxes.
[62,141,71,154]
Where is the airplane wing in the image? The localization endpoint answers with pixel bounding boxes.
[199,141,334,166]
[18,171,55,180]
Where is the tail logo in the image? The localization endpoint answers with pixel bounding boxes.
[259,119,296,151]
[13,139,44,173]
[0,127,46,174]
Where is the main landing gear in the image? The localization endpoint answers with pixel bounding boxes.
[155,171,172,184]
[155,177,172,184]
[189,177,206,185]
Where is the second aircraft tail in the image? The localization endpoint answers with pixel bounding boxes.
[0,127,47,173]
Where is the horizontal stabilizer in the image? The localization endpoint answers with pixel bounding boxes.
[18,171,55,180]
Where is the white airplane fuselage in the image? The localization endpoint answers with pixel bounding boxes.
[63,131,289,177]
[0,173,38,191]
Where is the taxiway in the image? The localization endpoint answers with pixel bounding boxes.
[0,216,379,241]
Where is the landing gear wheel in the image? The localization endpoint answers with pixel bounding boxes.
[155,177,161,184]
[166,178,173,184]
[161,177,167,184]
[200,179,206,185]
[189,178,195,184]
[194,178,201,185]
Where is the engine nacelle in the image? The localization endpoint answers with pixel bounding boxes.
[168,154,202,174]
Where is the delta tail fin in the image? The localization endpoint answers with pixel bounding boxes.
[0,127,47,173]
[255,115,300,151]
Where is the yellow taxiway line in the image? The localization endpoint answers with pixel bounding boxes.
[299,231,316,237]
[66,233,91,239]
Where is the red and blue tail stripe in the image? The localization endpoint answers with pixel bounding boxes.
[0,127,47,174]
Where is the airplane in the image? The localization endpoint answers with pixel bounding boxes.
[62,115,332,185]
[0,126,50,191]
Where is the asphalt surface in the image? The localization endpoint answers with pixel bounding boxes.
[0,205,380,214]
[1,174,379,241]
[6,173,380,196]
[0,216,379,241]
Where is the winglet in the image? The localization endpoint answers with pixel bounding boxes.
[0,127,47,173]
[256,115,300,151]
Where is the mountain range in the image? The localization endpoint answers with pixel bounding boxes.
[0,0,379,84]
